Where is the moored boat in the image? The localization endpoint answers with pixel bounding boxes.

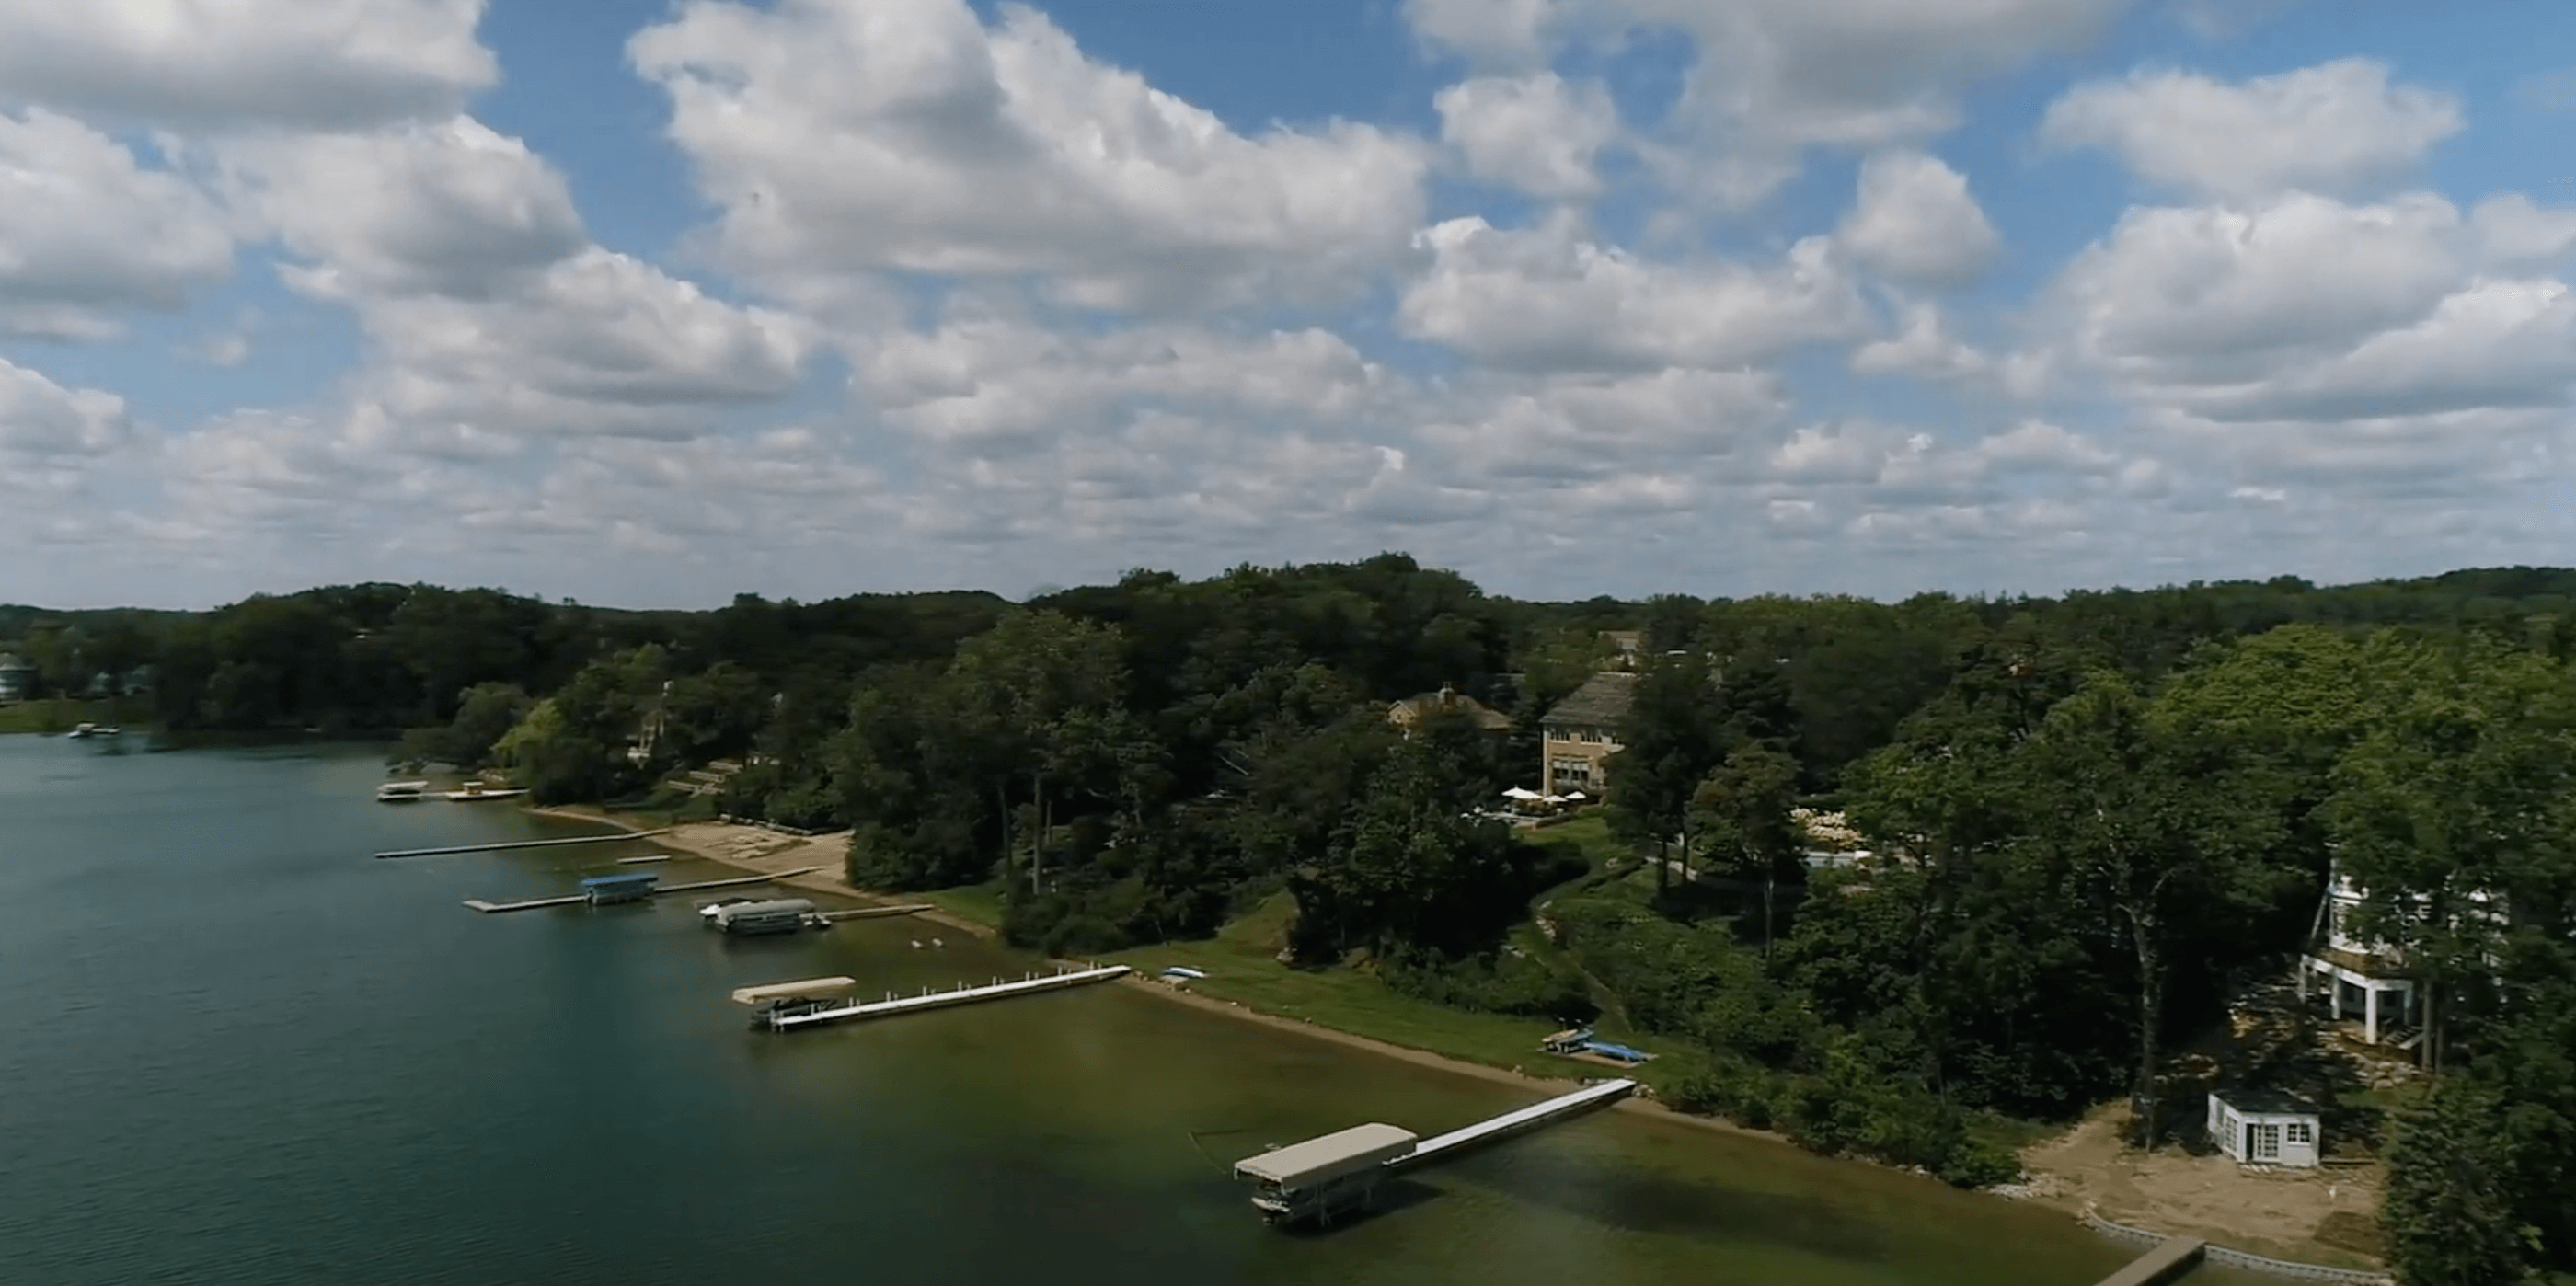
[377,780,431,802]
[708,898,817,936]
[443,781,530,802]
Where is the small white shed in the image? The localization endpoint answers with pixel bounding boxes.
[2208,1089,2321,1168]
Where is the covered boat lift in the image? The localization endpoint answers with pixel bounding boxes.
[1232,1123,1420,1227]
[730,976,857,1028]
[1232,1080,1637,1228]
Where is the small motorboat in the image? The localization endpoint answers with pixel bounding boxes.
[377,780,431,803]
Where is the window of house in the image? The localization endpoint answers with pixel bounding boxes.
[2286,1121,2313,1146]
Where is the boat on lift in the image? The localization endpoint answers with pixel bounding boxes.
[377,780,431,802]
[443,780,530,802]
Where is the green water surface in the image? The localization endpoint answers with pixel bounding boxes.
[0,738,2215,1285]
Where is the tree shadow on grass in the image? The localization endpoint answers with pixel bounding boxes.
[1444,1154,1893,1263]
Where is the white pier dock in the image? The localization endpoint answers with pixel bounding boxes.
[1233,1078,1639,1228]
[378,830,673,860]
[1390,1078,1637,1171]
[765,964,1131,1030]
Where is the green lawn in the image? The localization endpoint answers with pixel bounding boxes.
[914,879,1008,930]
[1104,892,1581,1074]
[906,812,1689,1088]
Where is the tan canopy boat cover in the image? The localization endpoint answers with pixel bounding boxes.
[730,976,857,1005]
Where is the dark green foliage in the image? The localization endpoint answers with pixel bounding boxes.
[2384,1080,2543,1286]
[1377,945,1597,1021]
[397,682,529,767]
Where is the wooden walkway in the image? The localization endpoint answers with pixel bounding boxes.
[462,867,822,913]
[766,965,1130,1029]
[2092,1237,2205,1286]
[817,904,933,921]
[1392,1079,1637,1172]
[377,830,672,859]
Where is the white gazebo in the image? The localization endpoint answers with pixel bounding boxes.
[2208,1089,2321,1168]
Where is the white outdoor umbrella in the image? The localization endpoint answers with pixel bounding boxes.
[1565,790,1587,800]
[1542,794,1567,805]
[1502,787,1544,800]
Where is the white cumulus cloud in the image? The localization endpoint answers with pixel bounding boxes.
[1834,150,2000,289]
[629,0,1430,314]
[1410,0,2129,205]
[1399,212,1866,372]
[2041,59,2463,201]
[218,117,585,301]
[1435,72,1621,200]
[0,0,495,130]
[0,356,132,458]
[0,109,233,339]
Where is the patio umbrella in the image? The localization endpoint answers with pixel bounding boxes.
[1502,787,1543,800]
[1565,790,1587,800]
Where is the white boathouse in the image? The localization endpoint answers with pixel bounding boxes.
[2207,1090,2321,1168]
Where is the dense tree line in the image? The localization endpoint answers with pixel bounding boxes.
[13,559,2576,1280]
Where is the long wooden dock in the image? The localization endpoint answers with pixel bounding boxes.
[378,830,673,859]
[463,867,822,913]
[817,904,934,921]
[765,964,1131,1030]
[2091,1236,2205,1286]
[1390,1079,1637,1172]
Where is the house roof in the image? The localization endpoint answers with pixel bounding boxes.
[2214,1087,2320,1117]
[1541,672,1640,729]
[1388,688,1512,731]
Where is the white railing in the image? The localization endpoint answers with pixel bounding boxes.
[2080,1208,2393,1285]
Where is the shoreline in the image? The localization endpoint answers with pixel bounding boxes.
[530,809,1894,1160]
[524,805,2377,1269]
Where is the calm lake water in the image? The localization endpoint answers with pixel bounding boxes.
[0,738,2185,1285]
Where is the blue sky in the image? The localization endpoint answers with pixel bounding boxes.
[3,0,2573,609]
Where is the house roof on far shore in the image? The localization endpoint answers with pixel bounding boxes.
[1388,684,1512,731]
[1541,672,1640,729]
